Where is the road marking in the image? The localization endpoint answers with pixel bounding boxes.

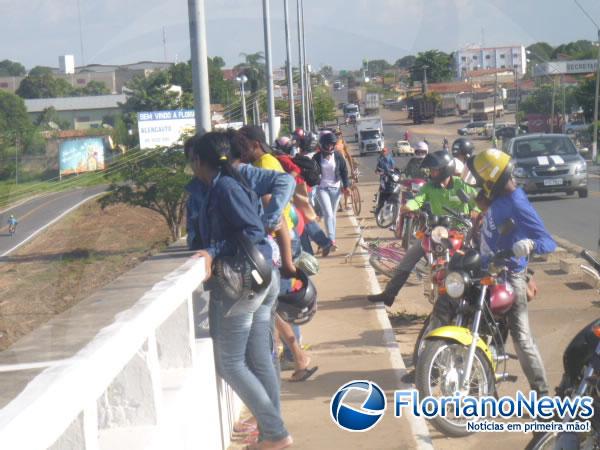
[347,213,434,450]
[0,190,79,234]
[1,192,104,258]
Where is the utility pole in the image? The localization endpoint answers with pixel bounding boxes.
[550,76,557,133]
[562,74,566,133]
[262,0,276,144]
[492,70,498,143]
[515,66,520,135]
[76,0,86,66]
[300,0,310,131]
[15,135,19,185]
[594,29,600,162]
[296,0,306,130]
[187,0,212,135]
[283,0,296,131]
[422,65,428,94]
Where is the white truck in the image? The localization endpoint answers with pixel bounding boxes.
[356,117,384,156]
[365,93,380,115]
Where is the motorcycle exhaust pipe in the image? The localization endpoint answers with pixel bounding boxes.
[495,373,519,383]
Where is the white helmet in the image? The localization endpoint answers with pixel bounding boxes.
[414,141,429,158]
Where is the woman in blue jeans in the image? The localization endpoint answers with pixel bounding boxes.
[185,132,292,450]
[313,132,350,247]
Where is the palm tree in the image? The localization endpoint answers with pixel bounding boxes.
[235,51,266,93]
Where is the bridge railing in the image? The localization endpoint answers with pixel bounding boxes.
[0,245,241,450]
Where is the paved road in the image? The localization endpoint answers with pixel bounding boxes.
[0,186,107,257]
[344,108,600,251]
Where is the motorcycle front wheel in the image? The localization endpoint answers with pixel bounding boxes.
[375,201,398,228]
[416,339,495,437]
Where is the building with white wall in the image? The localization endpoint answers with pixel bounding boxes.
[59,54,75,74]
[455,45,527,79]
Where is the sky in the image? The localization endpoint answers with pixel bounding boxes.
[2,0,600,71]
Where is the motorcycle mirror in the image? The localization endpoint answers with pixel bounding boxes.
[422,202,433,217]
[457,189,471,204]
[499,219,516,236]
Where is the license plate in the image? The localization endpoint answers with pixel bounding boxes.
[543,178,563,186]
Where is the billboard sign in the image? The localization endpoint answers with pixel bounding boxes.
[59,137,106,176]
[534,59,598,76]
[137,110,196,149]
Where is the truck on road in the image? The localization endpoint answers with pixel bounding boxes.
[471,97,504,121]
[409,96,436,124]
[365,92,380,115]
[356,117,384,156]
[343,103,360,123]
[348,88,363,105]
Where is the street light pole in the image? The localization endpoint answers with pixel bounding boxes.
[236,76,248,124]
[296,0,306,130]
[187,0,212,135]
[550,76,557,133]
[283,0,296,131]
[492,70,498,143]
[300,0,310,131]
[593,29,600,162]
[515,66,520,135]
[262,0,276,144]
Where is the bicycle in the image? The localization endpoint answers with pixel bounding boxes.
[349,167,362,216]
[8,224,16,237]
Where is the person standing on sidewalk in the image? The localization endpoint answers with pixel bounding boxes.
[313,132,350,249]
[468,148,556,396]
[184,131,292,450]
[368,150,479,307]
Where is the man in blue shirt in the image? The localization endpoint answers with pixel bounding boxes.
[375,147,395,175]
[468,149,556,395]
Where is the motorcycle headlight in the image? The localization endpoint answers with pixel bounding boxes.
[431,226,449,244]
[513,166,528,178]
[392,173,400,182]
[445,271,466,299]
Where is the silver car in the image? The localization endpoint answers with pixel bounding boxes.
[507,134,588,198]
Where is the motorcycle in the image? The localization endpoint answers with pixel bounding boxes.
[529,250,600,450]
[412,204,474,363]
[374,168,402,228]
[415,222,520,437]
[393,176,427,248]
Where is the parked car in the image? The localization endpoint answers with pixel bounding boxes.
[383,98,396,108]
[507,134,588,198]
[457,121,488,136]
[565,121,588,135]
[394,140,414,156]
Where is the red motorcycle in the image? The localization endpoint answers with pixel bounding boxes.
[392,177,427,247]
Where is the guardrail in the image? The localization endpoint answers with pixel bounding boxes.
[0,245,242,450]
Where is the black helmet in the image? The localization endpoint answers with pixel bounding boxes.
[451,138,474,158]
[212,232,273,308]
[420,150,456,183]
[277,270,318,325]
[318,132,338,151]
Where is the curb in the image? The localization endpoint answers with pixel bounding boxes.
[551,234,586,257]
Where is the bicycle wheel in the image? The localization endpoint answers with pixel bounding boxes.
[369,254,399,278]
[351,185,362,216]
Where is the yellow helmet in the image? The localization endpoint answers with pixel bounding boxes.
[467,149,512,198]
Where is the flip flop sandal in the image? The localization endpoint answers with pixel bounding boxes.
[233,422,258,433]
[288,366,319,382]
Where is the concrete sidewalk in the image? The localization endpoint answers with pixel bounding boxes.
[275,206,428,450]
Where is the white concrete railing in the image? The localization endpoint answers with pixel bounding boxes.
[0,251,242,450]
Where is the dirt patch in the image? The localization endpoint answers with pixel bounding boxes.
[0,199,170,350]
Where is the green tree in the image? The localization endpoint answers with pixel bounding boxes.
[169,58,233,105]
[319,65,334,80]
[367,59,391,76]
[0,91,33,142]
[395,55,416,69]
[520,84,576,116]
[28,66,54,77]
[552,40,595,60]
[74,80,110,96]
[99,147,189,241]
[312,86,335,125]
[411,50,453,83]
[0,59,26,76]
[16,73,73,98]
[35,106,69,130]
[573,78,596,121]
[235,52,266,93]
[526,42,554,64]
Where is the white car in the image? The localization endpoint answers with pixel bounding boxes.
[394,140,414,156]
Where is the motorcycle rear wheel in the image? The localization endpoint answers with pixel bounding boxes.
[375,202,398,228]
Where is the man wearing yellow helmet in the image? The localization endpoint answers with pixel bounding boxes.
[468,148,556,396]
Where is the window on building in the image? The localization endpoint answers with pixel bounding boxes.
[500,54,505,59]
[461,56,466,62]
[473,55,478,60]
[76,116,91,122]
[486,55,491,60]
